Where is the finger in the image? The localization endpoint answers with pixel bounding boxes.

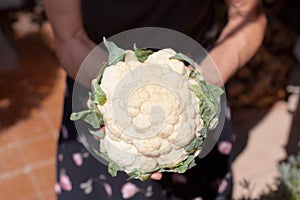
[93,135,100,140]
[150,172,162,180]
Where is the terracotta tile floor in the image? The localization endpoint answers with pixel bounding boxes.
[0,24,65,200]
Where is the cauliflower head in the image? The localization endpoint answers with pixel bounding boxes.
[71,38,223,180]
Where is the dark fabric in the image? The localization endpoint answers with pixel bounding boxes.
[81,0,214,44]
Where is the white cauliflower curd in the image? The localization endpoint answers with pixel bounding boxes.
[71,38,223,180]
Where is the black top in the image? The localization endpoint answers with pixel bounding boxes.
[81,0,214,44]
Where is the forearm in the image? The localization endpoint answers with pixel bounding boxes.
[209,0,267,85]
[42,0,96,80]
[54,33,96,81]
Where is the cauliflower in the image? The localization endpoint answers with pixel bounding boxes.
[71,38,223,180]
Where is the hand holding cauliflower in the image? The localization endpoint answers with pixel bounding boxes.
[71,38,223,180]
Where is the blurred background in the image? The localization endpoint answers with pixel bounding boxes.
[0,0,299,199]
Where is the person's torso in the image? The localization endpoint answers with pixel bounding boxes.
[81,0,214,43]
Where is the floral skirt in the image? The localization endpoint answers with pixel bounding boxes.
[56,77,233,200]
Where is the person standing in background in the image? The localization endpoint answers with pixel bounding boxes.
[42,0,266,199]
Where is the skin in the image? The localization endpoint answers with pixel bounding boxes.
[210,0,267,85]
[42,0,266,179]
